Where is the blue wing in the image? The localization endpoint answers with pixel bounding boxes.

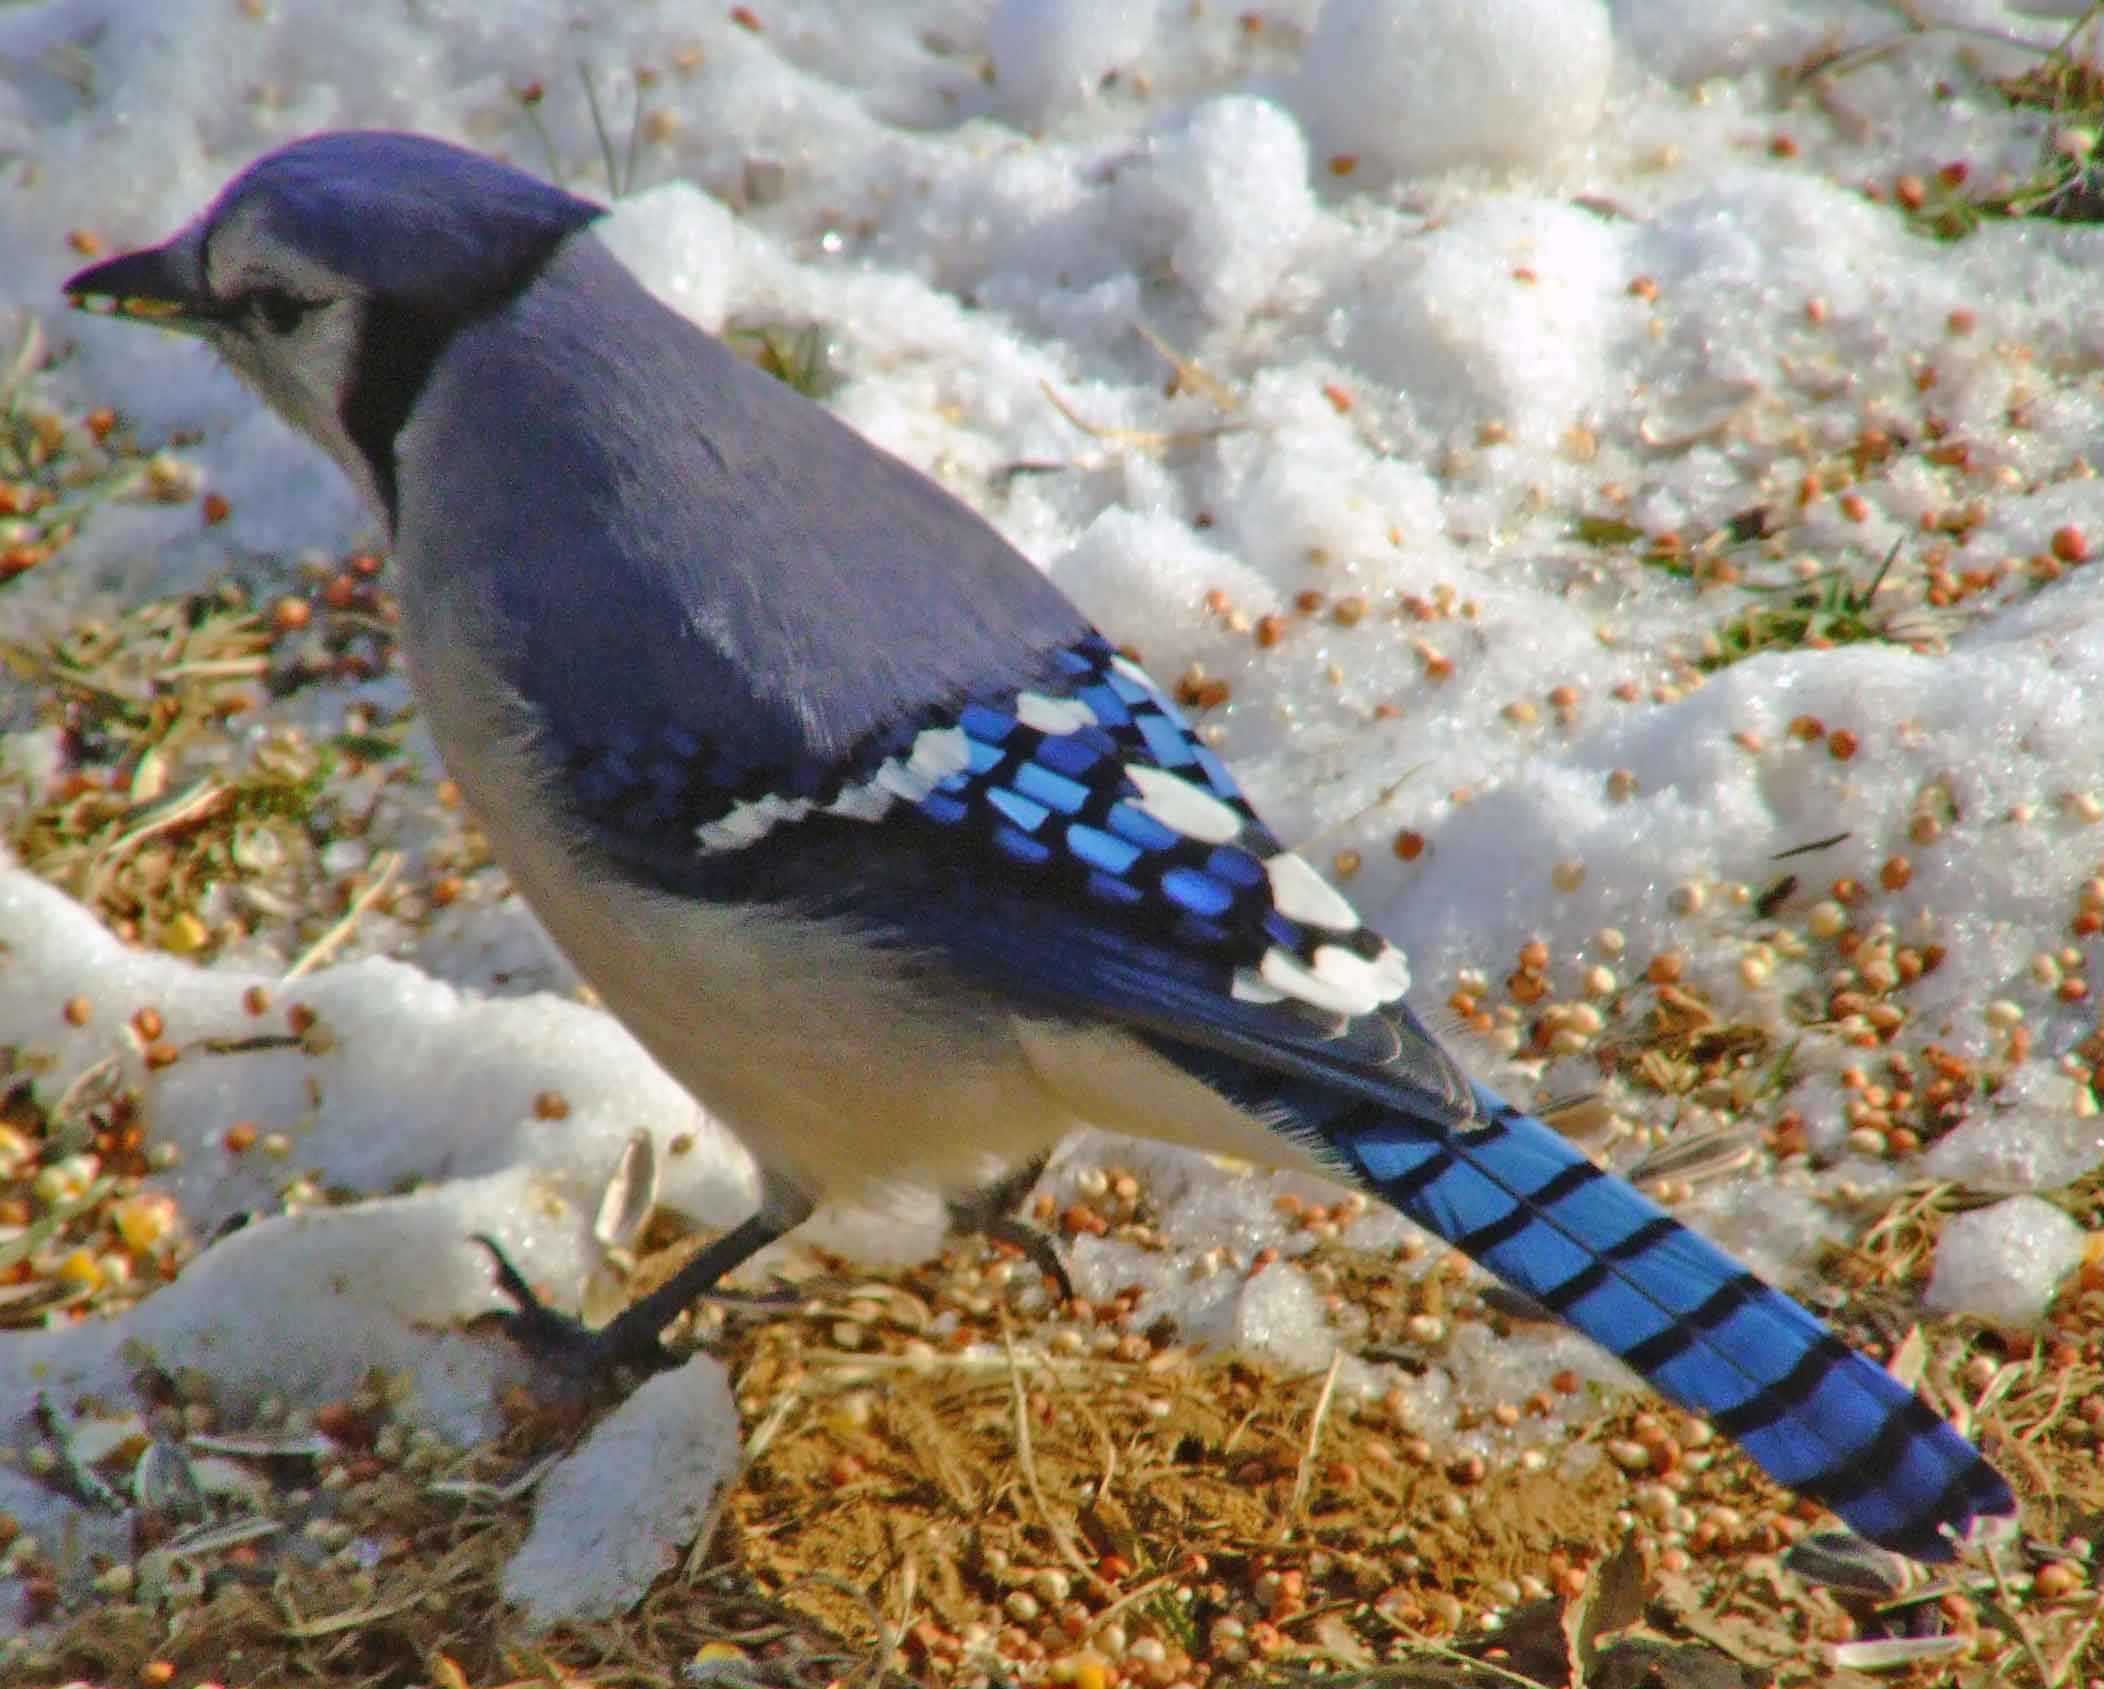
[553,629,1467,1098]
[545,626,2012,1560]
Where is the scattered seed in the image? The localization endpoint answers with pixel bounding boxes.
[1808,900,1849,939]
[2035,1560,2085,1599]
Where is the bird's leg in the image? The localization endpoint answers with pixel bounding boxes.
[947,1152,1074,1301]
[475,1209,788,1382]
[979,1213,1075,1301]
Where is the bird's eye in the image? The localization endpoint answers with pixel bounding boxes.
[249,288,310,334]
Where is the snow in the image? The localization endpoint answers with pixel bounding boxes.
[499,1357,742,1626]
[1926,1194,2089,1327]
[989,0,1159,127]
[1292,0,1615,182]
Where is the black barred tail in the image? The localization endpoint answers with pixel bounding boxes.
[1323,1080,2012,1560]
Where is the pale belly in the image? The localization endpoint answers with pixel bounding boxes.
[403,590,1328,1217]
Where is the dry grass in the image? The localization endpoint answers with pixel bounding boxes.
[8,1213,2101,1688]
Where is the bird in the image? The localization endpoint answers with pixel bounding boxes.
[65,130,2013,1563]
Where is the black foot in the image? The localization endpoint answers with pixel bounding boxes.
[473,1209,789,1387]
[982,1214,1077,1303]
[472,1234,679,1381]
[946,1153,1075,1300]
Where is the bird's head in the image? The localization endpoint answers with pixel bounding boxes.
[63,131,603,518]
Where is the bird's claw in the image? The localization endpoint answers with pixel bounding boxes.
[470,1234,680,1382]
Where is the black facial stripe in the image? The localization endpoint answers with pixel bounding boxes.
[335,225,605,528]
[340,298,457,526]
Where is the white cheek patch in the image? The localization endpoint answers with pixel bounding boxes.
[1013,692,1099,735]
[1264,851,1360,932]
[1124,765,1244,845]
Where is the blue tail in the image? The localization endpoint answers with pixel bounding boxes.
[1179,1049,2013,1560]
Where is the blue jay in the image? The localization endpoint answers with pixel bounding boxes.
[66,132,2012,1561]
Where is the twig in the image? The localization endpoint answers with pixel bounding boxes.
[1791,15,2083,86]
[579,65,620,197]
[1038,380,1232,453]
[1134,322,1240,413]
[1983,1537,2060,1688]
[286,849,402,979]
[1083,1569,1178,1642]
[2048,1587,2104,1687]
[1283,1349,1344,1533]
[81,777,230,906]
[1001,1319,1093,1577]
[1367,1607,1546,1689]
[881,1553,917,1687]
[742,1384,804,1464]
[1286,761,1428,858]
[1772,830,1853,860]
[514,89,563,184]
[49,1054,119,1127]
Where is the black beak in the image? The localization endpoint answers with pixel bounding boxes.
[64,245,215,330]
